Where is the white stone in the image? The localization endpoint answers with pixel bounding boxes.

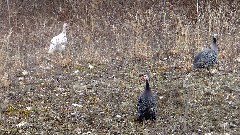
[72,103,83,108]
[88,64,94,69]
[16,121,28,127]
[22,70,28,76]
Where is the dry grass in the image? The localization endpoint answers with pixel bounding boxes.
[0,0,239,134]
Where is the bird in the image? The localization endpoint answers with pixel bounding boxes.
[48,23,68,54]
[192,34,218,69]
[137,74,156,122]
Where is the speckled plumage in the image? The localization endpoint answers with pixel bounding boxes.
[193,34,218,69]
[137,75,156,121]
[193,48,217,68]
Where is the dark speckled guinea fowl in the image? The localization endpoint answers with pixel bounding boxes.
[193,34,218,69]
[137,75,156,122]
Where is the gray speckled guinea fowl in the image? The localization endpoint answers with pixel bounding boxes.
[193,34,218,69]
[137,75,156,122]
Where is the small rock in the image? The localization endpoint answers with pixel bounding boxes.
[86,131,92,134]
[159,96,164,99]
[74,128,82,134]
[144,129,150,135]
[89,64,94,69]
[211,69,218,74]
[18,77,24,81]
[16,121,28,127]
[71,111,79,116]
[26,107,32,111]
[218,66,224,71]
[74,70,80,74]
[40,65,52,70]
[115,115,123,122]
[236,57,240,62]
[72,103,83,108]
[22,70,28,76]
[82,131,92,135]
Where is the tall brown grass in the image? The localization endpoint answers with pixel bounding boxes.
[0,1,239,134]
[0,0,239,86]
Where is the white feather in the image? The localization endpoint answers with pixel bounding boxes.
[48,23,68,53]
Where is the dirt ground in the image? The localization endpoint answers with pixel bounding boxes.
[0,0,239,134]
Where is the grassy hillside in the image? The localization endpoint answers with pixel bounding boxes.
[0,0,239,134]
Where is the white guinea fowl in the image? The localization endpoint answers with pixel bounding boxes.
[48,23,68,53]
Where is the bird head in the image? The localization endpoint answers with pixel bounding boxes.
[212,33,217,38]
[141,74,149,81]
[212,33,217,45]
[63,23,69,29]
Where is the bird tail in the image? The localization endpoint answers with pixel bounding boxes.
[48,44,56,53]
[191,63,195,69]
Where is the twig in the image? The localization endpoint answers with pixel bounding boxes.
[183,74,190,133]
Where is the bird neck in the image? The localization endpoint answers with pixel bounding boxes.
[145,80,150,91]
[211,37,217,53]
[62,26,67,35]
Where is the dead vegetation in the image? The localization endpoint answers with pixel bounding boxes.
[0,0,239,134]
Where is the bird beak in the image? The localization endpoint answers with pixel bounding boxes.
[141,76,145,81]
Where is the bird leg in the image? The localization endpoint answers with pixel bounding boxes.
[207,67,214,76]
